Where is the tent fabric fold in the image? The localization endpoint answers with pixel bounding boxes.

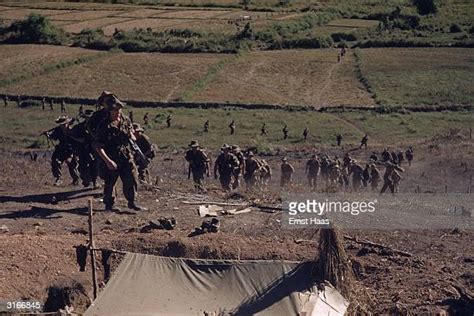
[85,253,345,316]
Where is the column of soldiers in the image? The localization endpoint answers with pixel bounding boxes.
[41,91,154,212]
[184,143,413,194]
[13,93,414,197]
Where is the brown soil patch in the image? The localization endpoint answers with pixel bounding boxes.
[193,49,375,107]
[0,44,99,81]
[0,139,473,313]
[1,51,223,101]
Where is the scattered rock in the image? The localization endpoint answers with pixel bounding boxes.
[34,222,43,227]
[105,219,113,225]
[0,225,9,233]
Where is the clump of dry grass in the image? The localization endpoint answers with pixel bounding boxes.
[315,226,371,313]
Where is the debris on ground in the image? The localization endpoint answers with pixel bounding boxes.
[188,218,220,237]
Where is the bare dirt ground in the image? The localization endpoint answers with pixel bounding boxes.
[0,136,473,314]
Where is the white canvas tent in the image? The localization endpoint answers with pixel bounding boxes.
[85,253,348,315]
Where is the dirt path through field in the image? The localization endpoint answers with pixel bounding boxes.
[313,59,339,107]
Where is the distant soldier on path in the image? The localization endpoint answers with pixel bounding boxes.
[336,134,342,146]
[405,146,414,166]
[166,114,172,128]
[41,97,45,111]
[204,120,209,132]
[78,104,84,116]
[360,134,368,149]
[283,125,289,140]
[4,95,8,107]
[185,140,210,191]
[129,111,134,123]
[17,95,21,107]
[143,112,149,126]
[49,98,54,111]
[229,120,235,135]
[303,127,309,141]
[305,154,320,190]
[61,99,66,113]
[261,123,267,136]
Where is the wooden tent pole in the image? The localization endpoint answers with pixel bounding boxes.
[88,199,98,299]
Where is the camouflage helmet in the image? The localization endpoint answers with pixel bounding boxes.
[97,91,125,110]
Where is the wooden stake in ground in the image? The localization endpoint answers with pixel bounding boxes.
[88,199,98,299]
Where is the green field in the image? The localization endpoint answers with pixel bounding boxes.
[357,48,474,106]
[1,104,472,152]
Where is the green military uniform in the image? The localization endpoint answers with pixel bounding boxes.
[231,145,245,190]
[280,158,294,187]
[185,140,210,191]
[69,110,98,188]
[349,161,364,191]
[133,123,155,182]
[92,93,144,211]
[47,116,79,186]
[305,155,320,189]
[214,144,239,191]
[244,152,260,189]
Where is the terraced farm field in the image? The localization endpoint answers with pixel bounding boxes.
[0,45,103,86]
[191,49,375,107]
[358,48,474,106]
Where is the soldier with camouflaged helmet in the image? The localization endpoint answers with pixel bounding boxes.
[93,94,147,212]
[45,116,80,186]
[214,144,239,191]
[68,109,99,189]
[244,151,260,189]
[185,140,210,191]
[231,145,245,189]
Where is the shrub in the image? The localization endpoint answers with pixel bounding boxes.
[19,99,42,108]
[4,14,65,44]
[331,32,357,42]
[449,23,462,33]
[412,0,438,15]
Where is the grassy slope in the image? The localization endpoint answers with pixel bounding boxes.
[1,105,472,151]
[357,48,474,106]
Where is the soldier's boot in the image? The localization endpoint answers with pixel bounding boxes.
[128,202,148,211]
[105,204,122,212]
